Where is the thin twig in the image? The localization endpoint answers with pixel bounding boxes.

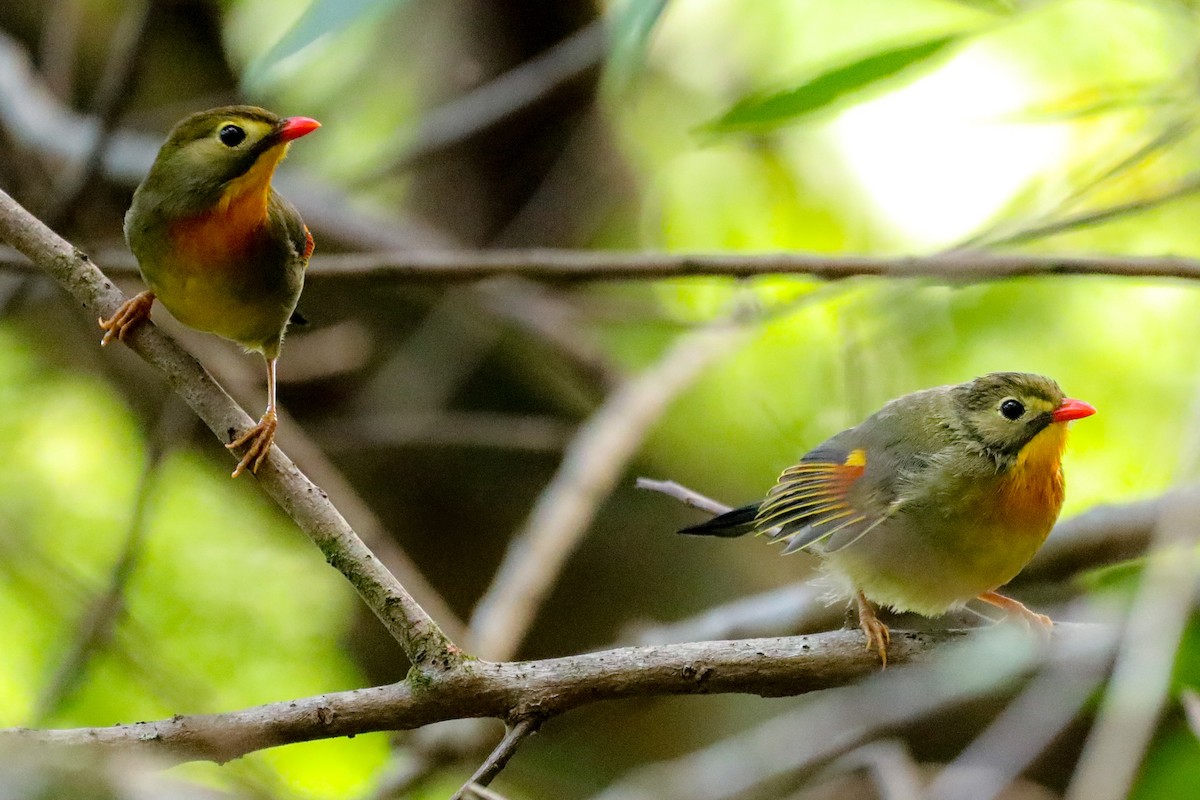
[634,478,731,516]
[1064,492,1200,800]
[953,116,1199,252]
[450,717,542,800]
[467,321,749,661]
[961,171,1200,250]
[0,187,459,672]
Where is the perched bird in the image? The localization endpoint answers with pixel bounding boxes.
[99,106,320,477]
[680,372,1095,664]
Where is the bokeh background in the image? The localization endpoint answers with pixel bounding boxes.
[1,0,1199,797]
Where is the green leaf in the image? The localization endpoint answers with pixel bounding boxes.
[603,0,671,94]
[243,0,409,90]
[703,35,962,134]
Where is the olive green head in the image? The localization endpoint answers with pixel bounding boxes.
[132,105,319,217]
[949,372,1087,458]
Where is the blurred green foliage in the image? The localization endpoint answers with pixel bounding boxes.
[0,328,387,796]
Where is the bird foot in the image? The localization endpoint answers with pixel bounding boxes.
[227,410,278,478]
[98,291,155,346]
[978,590,1053,635]
[856,592,891,668]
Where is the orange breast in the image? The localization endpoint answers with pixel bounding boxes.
[165,141,289,271]
[167,206,264,272]
[992,422,1068,537]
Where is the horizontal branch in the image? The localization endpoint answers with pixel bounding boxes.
[0,630,962,764]
[9,246,1200,284]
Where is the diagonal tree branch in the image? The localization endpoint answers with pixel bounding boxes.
[0,187,459,673]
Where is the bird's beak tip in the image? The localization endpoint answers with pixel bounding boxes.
[1052,398,1096,423]
[277,116,321,142]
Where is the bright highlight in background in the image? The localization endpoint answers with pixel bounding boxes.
[828,46,1071,248]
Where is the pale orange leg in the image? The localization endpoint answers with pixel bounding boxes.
[978,590,1053,633]
[98,291,155,346]
[856,591,891,668]
[227,357,278,478]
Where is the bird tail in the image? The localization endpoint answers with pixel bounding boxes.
[678,503,760,538]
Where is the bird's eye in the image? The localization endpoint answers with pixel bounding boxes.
[218,124,246,147]
[999,399,1025,420]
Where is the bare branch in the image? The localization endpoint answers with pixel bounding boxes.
[450,717,542,800]
[467,322,749,661]
[183,248,1200,283]
[0,629,987,765]
[11,246,1200,285]
[0,187,459,672]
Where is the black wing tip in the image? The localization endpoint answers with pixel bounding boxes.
[677,503,760,538]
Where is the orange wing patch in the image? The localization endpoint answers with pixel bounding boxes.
[756,448,873,554]
[302,225,315,260]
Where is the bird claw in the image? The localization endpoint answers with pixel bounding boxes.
[856,592,890,668]
[227,410,278,478]
[98,291,155,346]
[977,590,1053,637]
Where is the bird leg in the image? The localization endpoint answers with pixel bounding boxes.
[98,291,155,346]
[856,591,891,667]
[978,590,1053,631]
[227,357,278,478]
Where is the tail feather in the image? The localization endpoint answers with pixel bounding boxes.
[678,503,760,538]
